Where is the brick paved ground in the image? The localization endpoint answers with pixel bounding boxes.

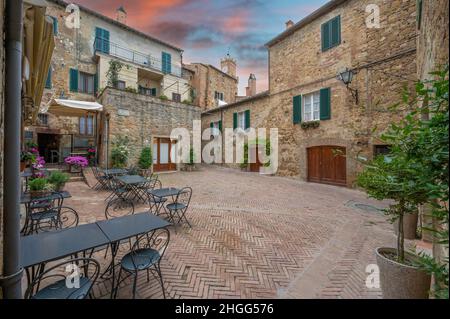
[23,165,411,299]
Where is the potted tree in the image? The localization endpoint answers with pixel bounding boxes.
[138,147,152,177]
[48,171,70,192]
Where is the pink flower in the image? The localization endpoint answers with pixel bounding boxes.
[32,156,45,169]
[65,156,89,167]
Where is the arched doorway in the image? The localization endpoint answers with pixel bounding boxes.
[307,146,347,186]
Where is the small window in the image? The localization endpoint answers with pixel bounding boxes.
[117,80,126,90]
[211,121,221,136]
[374,145,391,157]
[139,86,157,96]
[79,115,95,136]
[215,91,224,101]
[303,91,321,122]
[237,111,246,129]
[50,16,58,35]
[172,93,181,102]
[38,113,49,126]
[162,52,172,74]
[78,72,95,94]
[45,68,52,89]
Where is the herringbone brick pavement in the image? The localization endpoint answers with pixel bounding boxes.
[54,165,400,299]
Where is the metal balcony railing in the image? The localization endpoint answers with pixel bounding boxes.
[94,38,182,77]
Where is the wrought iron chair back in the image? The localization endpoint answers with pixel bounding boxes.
[25,257,100,299]
[27,192,64,234]
[129,228,170,271]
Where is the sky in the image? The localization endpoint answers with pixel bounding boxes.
[73,0,329,95]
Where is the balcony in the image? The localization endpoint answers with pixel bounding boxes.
[94,38,182,77]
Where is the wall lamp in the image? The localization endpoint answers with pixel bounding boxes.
[338,68,358,104]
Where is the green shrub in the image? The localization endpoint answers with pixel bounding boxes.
[159,95,168,100]
[111,136,130,168]
[48,171,70,190]
[29,178,48,191]
[138,147,152,169]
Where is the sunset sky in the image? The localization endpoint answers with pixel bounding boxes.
[73,0,328,95]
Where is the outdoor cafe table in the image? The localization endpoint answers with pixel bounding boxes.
[148,187,181,199]
[116,175,148,201]
[20,191,72,204]
[20,223,110,286]
[20,212,171,298]
[96,212,171,298]
[103,168,128,176]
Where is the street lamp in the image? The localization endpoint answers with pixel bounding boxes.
[338,68,358,104]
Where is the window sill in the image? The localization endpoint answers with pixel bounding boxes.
[300,121,320,130]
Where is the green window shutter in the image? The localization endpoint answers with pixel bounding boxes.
[417,0,423,29]
[210,122,214,129]
[331,16,341,47]
[162,52,172,74]
[151,88,157,96]
[218,120,222,132]
[320,88,331,120]
[51,16,58,35]
[321,21,330,51]
[233,112,238,130]
[245,110,251,129]
[293,95,302,124]
[45,68,52,89]
[95,27,110,54]
[69,68,78,92]
[94,72,98,95]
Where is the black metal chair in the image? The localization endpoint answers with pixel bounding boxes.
[92,166,110,190]
[114,228,170,299]
[105,176,130,203]
[145,180,168,216]
[166,187,193,227]
[25,257,100,299]
[25,192,64,235]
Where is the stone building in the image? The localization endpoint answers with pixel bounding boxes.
[202,0,418,187]
[24,0,202,171]
[0,0,5,283]
[184,57,239,111]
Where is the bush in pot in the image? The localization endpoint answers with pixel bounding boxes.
[48,171,70,192]
[111,136,130,168]
[357,66,449,298]
[138,147,152,176]
[29,178,51,198]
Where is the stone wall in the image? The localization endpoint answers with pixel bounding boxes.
[0,0,5,278]
[99,88,201,167]
[185,63,238,111]
[201,0,417,187]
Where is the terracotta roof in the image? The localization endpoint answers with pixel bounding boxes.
[265,0,348,47]
[202,91,270,115]
[47,0,183,52]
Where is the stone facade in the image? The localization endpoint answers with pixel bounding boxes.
[99,88,201,167]
[202,0,418,187]
[184,62,238,111]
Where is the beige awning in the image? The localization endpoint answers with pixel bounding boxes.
[46,99,104,116]
[22,2,55,125]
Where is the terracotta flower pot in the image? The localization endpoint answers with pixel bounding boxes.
[20,161,26,172]
[394,212,419,240]
[29,190,50,199]
[375,247,431,299]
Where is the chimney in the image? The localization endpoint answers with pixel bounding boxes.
[116,6,127,24]
[285,19,294,29]
[246,73,256,97]
[220,53,237,78]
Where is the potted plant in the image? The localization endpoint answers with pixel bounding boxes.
[48,171,70,192]
[111,136,130,168]
[87,148,96,166]
[20,151,36,172]
[28,178,51,198]
[185,146,196,171]
[64,156,89,174]
[138,147,152,176]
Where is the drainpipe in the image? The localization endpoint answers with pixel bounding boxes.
[1,0,24,299]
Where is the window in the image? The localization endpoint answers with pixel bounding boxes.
[210,121,222,136]
[95,27,110,54]
[162,52,172,74]
[374,145,391,156]
[215,91,224,101]
[321,15,341,51]
[117,80,126,90]
[139,86,157,96]
[79,115,95,136]
[38,113,49,126]
[237,111,246,129]
[78,72,95,94]
[303,91,321,122]
[172,93,181,102]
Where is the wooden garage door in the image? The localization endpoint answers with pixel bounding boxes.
[307,146,347,186]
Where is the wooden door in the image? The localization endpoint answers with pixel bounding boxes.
[249,146,264,173]
[153,138,177,172]
[307,146,346,186]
